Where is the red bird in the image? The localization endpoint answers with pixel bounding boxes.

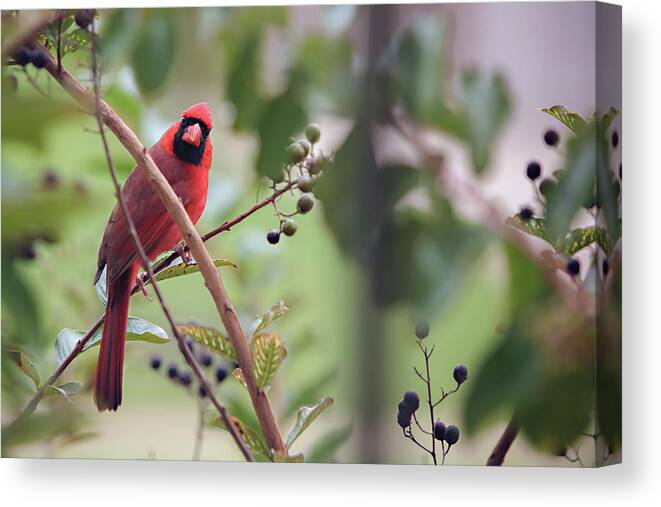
[93,102,213,411]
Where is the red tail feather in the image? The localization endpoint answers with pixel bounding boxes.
[94,264,138,411]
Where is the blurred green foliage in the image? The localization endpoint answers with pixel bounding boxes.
[1,6,620,465]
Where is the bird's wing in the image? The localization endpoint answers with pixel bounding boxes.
[95,148,192,286]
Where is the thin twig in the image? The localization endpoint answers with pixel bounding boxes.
[420,344,437,465]
[432,384,460,408]
[32,37,286,455]
[89,30,252,462]
[193,401,205,461]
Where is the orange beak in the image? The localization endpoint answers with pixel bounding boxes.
[182,123,203,147]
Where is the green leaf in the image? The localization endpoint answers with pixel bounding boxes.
[505,243,547,320]
[61,28,92,55]
[461,72,510,173]
[559,226,610,255]
[546,126,597,245]
[541,105,588,134]
[130,13,175,97]
[44,381,82,402]
[209,415,270,459]
[251,332,287,390]
[286,397,334,449]
[1,261,41,349]
[464,329,540,434]
[177,324,237,362]
[7,348,40,389]
[225,31,265,132]
[506,214,551,244]
[153,258,237,284]
[598,106,620,131]
[55,317,170,366]
[99,8,143,67]
[307,424,352,463]
[392,17,448,125]
[251,301,289,336]
[256,74,307,180]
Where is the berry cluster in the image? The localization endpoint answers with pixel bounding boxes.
[518,124,621,278]
[398,322,468,465]
[265,123,332,245]
[150,338,228,399]
[11,46,50,69]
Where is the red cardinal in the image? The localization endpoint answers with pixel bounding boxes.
[93,102,213,411]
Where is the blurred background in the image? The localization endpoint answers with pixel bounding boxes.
[1,3,621,466]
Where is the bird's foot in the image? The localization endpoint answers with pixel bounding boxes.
[175,242,194,266]
[136,272,153,302]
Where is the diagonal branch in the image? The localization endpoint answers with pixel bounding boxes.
[88,30,252,462]
[30,40,286,455]
[486,418,519,466]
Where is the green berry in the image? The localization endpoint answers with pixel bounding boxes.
[415,321,430,339]
[282,219,297,237]
[539,178,557,198]
[297,174,317,193]
[308,155,329,176]
[305,123,321,144]
[286,142,307,164]
[297,193,315,214]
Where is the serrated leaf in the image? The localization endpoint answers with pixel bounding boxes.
[95,259,237,305]
[542,105,588,134]
[273,452,305,463]
[286,397,334,450]
[209,415,270,459]
[153,258,238,284]
[251,301,289,335]
[506,214,551,244]
[7,348,40,389]
[177,324,237,361]
[251,332,287,390]
[559,226,610,255]
[55,317,170,366]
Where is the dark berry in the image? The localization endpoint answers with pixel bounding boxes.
[397,411,412,428]
[200,350,213,367]
[519,207,534,221]
[286,142,307,164]
[13,46,30,66]
[282,219,297,237]
[297,174,316,193]
[74,9,96,29]
[539,178,557,197]
[453,364,469,385]
[543,129,560,147]
[566,258,580,276]
[185,337,195,352]
[403,391,420,413]
[415,321,430,339]
[178,371,192,387]
[611,130,619,148]
[150,355,162,370]
[42,170,59,189]
[397,400,412,416]
[526,161,542,181]
[619,163,622,180]
[215,366,228,383]
[297,193,315,214]
[266,229,280,244]
[167,363,178,379]
[305,123,321,144]
[602,259,610,276]
[444,424,460,445]
[198,384,207,398]
[17,241,37,260]
[433,420,447,441]
[29,47,49,69]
